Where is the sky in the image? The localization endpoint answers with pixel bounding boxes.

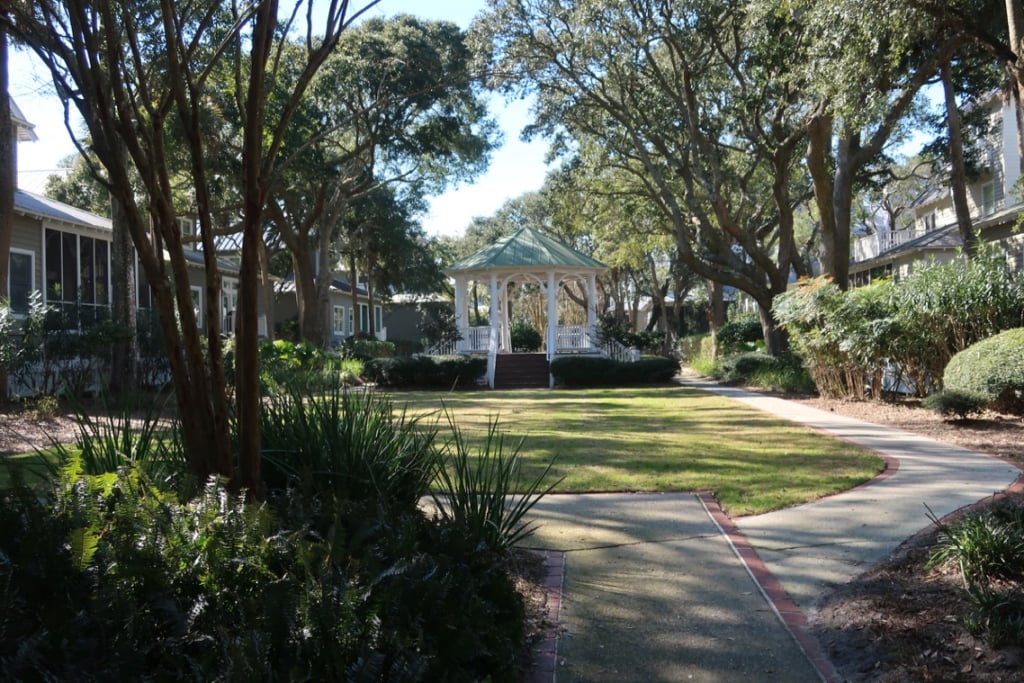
[7,0,549,238]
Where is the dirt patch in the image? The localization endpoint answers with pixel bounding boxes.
[796,396,1024,682]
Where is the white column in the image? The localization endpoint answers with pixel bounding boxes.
[454,276,466,353]
[588,273,598,350]
[487,273,499,387]
[501,279,511,351]
[547,271,558,360]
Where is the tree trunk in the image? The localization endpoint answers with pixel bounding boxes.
[941,61,976,257]
[757,301,789,357]
[349,252,361,336]
[108,193,137,396]
[706,278,725,357]
[234,0,280,497]
[831,131,860,291]
[0,27,12,400]
[807,110,837,282]
[258,236,274,341]
[367,269,377,338]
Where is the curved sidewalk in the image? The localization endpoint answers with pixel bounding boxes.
[524,380,1022,682]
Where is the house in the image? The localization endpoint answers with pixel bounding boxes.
[273,277,385,344]
[9,188,250,336]
[850,94,1024,285]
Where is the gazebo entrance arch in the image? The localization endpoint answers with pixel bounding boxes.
[444,227,609,388]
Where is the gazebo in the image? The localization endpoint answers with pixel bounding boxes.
[444,226,608,388]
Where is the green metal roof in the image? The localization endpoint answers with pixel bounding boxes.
[445,226,607,273]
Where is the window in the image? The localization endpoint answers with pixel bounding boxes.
[922,212,936,232]
[359,303,369,334]
[8,250,34,315]
[44,228,111,307]
[191,286,203,328]
[221,278,238,331]
[374,305,382,334]
[982,182,996,216]
[333,305,345,335]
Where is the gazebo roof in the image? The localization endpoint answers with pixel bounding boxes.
[445,226,606,274]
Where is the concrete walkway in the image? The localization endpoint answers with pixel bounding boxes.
[523,380,1022,682]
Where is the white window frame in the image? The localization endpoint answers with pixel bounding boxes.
[982,182,996,217]
[221,278,238,331]
[191,285,204,328]
[333,305,345,335]
[374,305,382,334]
[8,248,35,317]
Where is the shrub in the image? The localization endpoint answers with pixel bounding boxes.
[676,333,714,363]
[0,385,543,681]
[256,338,334,392]
[339,336,396,361]
[260,387,437,514]
[431,415,561,553]
[597,313,665,353]
[943,328,1024,414]
[773,277,898,399]
[893,247,1024,391]
[418,303,461,352]
[510,321,542,352]
[928,498,1024,647]
[922,389,988,420]
[551,356,680,387]
[363,355,486,388]
[715,317,763,355]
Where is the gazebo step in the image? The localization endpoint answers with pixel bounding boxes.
[493,353,550,389]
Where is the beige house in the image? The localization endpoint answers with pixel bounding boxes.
[850,94,1024,286]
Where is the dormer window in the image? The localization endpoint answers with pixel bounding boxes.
[982,182,996,217]
[922,211,936,232]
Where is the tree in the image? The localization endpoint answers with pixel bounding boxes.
[749,0,966,288]
[475,0,809,354]
[268,15,495,347]
[1,0,380,493]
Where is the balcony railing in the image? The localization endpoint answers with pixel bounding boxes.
[853,227,922,263]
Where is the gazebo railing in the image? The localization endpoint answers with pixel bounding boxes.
[555,324,593,353]
[466,325,491,352]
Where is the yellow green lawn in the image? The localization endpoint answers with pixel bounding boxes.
[391,385,884,516]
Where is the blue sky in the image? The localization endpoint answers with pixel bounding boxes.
[8,0,548,237]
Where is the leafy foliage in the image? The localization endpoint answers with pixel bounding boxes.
[363,355,486,388]
[510,320,542,352]
[714,317,764,355]
[1,383,553,680]
[928,498,1024,647]
[710,352,816,394]
[943,328,1024,415]
[431,414,562,553]
[921,389,988,421]
[551,356,680,386]
[773,277,900,398]
[597,313,666,354]
[775,254,1024,399]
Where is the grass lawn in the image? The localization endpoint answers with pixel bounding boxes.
[390,385,884,516]
[0,451,55,489]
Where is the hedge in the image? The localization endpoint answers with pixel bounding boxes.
[363,355,486,389]
[943,327,1024,414]
[550,356,680,387]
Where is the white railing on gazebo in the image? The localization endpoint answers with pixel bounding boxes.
[555,324,592,352]
[467,325,491,352]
